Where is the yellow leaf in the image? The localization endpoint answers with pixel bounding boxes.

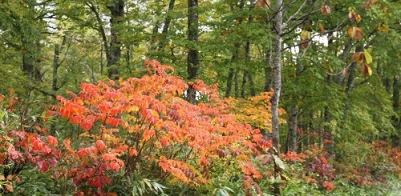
[103,133,119,143]
[363,50,373,64]
[126,106,139,112]
[300,30,311,40]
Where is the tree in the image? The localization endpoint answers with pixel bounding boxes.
[0,0,48,82]
[271,0,283,152]
[186,0,200,103]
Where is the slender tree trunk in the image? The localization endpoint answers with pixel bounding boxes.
[264,43,274,91]
[271,0,283,152]
[393,76,400,110]
[337,40,353,84]
[234,70,239,98]
[150,20,161,51]
[225,43,241,97]
[244,2,256,96]
[87,2,109,76]
[52,44,60,92]
[286,107,298,152]
[225,68,235,97]
[244,40,256,96]
[107,0,124,80]
[158,0,176,51]
[21,35,42,82]
[264,65,273,91]
[241,71,248,98]
[100,43,104,75]
[186,0,199,103]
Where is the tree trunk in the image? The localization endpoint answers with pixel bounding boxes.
[286,107,298,152]
[225,43,241,97]
[234,70,239,98]
[186,0,199,103]
[393,76,400,110]
[241,71,248,98]
[158,0,176,52]
[52,44,60,92]
[107,0,125,80]
[225,68,235,97]
[271,0,283,152]
[244,41,256,97]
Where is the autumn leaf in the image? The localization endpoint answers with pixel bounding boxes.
[109,161,122,172]
[352,52,365,64]
[255,0,270,9]
[102,153,114,161]
[160,136,169,147]
[47,135,58,146]
[128,147,137,157]
[59,108,73,118]
[63,139,75,153]
[361,64,373,76]
[80,115,95,131]
[37,160,49,172]
[105,117,121,127]
[70,115,83,124]
[96,140,106,151]
[301,30,311,40]
[322,181,335,192]
[364,0,378,8]
[318,23,325,34]
[321,4,331,15]
[143,129,155,141]
[349,9,362,23]
[4,184,13,192]
[348,27,363,40]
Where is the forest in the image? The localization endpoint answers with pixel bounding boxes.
[0,0,401,195]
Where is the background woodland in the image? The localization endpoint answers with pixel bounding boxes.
[0,0,401,195]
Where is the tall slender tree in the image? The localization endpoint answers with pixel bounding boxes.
[186,0,199,103]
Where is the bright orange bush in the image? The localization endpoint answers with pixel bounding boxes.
[46,60,273,193]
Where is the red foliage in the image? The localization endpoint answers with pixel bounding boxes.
[322,180,335,192]
[43,60,273,193]
[281,151,306,162]
[6,130,61,172]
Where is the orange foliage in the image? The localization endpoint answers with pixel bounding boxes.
[225,92,286,133]
[46,60,273,192]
